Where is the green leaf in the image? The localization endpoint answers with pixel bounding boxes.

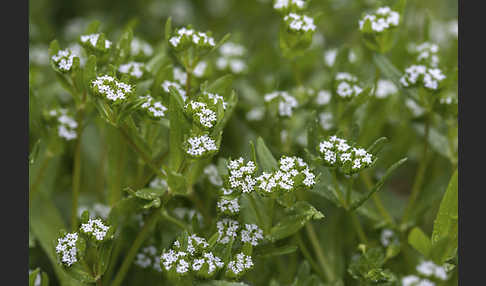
[255,244,298,258]
[255,137,278,172]
[269,201,324,242]
[29,268,40,286]
[430,170,458,262]
[84,20,101,34]
[64,263,97,283]
[133,187,166,200]
[83,55,97,90]
[408,227,432,257]
[48,40,60,57]
[164,17,172,42]
[205,74,234,95]
[96,240,114,278]
[168,170,188,195]
[40,272,49,286]
[366,137,388,155]
[350,157,408,211]
[168,87,191,171]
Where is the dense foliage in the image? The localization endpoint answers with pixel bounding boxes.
[29,0,458,285]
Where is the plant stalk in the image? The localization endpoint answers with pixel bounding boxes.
[304,223,335,281]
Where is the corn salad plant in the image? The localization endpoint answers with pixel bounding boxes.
[29,0,457,285]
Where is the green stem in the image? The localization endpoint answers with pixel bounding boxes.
[29,149,53,205]
[401,113,431,224]
[360,172,394,225]
[110,208,161,286]
[162,210,190,230]
[331,170,346,208]
[296,233,327,281]
[248,194,265,233]
[346,176,355,207]
[350,212,368,244]
[304,223,335,281]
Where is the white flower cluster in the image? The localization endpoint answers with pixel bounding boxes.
[51,49,77,72]
[80,218,110,241]
[401,275,436,286]
[264,91,298,117]
[359,6,400,33]
[162,80,187,102]
[319,112,333,130]
[380,229,397,247]
[160,249,190,274]
[186,234,209,255]
[135,245,162,272]
[77,203,111,220]
[283,13,316,32]
[241,224,264,246]
[408,42,440,67]
[204,164,223,186]
[48,109,78,140]
[185,134,218,157]
[316,90,331,105]
[118,62,145,79]
[226,252,254,277]
[400,65,446,90]
[91,75,133,102]
[55,232,79,267]
[192,252,225,276]
[334,72,363,99]
[227,157,258,194]
[256,156,316,193]
[246,107,265,121]
[273,0,305,11]
[130,37,153,57]
[169,27,215,49]
[185,101,218,128]
[140,95,167,118]
[80,33,112,49]
[216,42,247,74]
[318,136,373,174]
[375,79,398,99]
[173,207,203,224]
[416,261,448,281]
[217,198,240,215]
[193,61,208,77]
[216,218,240,244]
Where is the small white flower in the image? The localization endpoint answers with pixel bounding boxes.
[192,252,224,275]
[135,246,162,272]
[162,80,187,102]
[284,13,316,32]
[246,107,265,121]
[169,27,215,49]
[408,42,440,67]
[149,177,168,189]
[227,158,257,193]
[324,49,338,67]
[417,261,448,281]
[335,72,363,99]
[80,218,110,241]
[359,7,400,33]
[400,65,446,91]
[274,0,306,11]
[226,252,253,276]
[80,33,111,49]
[118,62,144,79]
[316,90,332,105]
[55,232,79,267]
[241,224,264,246]
[131,37,153,57]
[375,79,398,99]
[220,42,246,57]
[380,229,395,246]
[185,134,218,157]
[216,218,239,244]
[204,164,223,186]
[319,112,333,130]
[193,61,208,77]
[264,91,298,117]
[51,49,77,72]
[217,198,240,215]
[92,75,133,102]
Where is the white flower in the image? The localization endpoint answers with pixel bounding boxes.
[318,136,374,173]
[193,61,208,77]
[227,158,257,193]
[316,90,331,105]
[169,27,215,48]
[51,49,77,72]
[402,275,420,286]
[49,109,78,140]
[173,67,187,85]
[30,45,49,66]
[375,79,398,98]
[274,0,306,11]
[417,261,448,281]
[149,177,168,189]
[359,6,400,33]
[220,42,246,57]
[246,107,265,121]
[284,13,316,32]
[335,72,363,98]
[405,99,425,117]
[204,164,223,186]
[400,65,446,91]
[92,75,133,102]
[135,246,162,272]
[227,252,253,276]
[217,198,240,215]
[185,134,218,157]
[241,224,264,246]
[55,232,79,267]
[80,33,111,49]
[187,234,209,255]
[186,101,217,128]
[324,49,338,67]
[264,91,298,117]
[319,112,333,130]
[80,218,110,241]
[118,62,144,79]
[130,37,153,57]
[380,229,394,246]
[408,42,440,67]
[216,218,239,244]
[162,80,187,102]
[160,250,188,272]
[192,252,224,275]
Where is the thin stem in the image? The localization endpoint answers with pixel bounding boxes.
[71,101,86,230]
[118,124,165,178]
[296,233,327,281]
[360,171,394,225]
[162,210,190,230]
[304,223,335,281]
[401,113,431,224]
[331,170,346,208]
[345,176,355,207]
[350,212,368,244]
[247,194,265,233]
[110,208,161,286]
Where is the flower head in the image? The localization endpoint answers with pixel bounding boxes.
[226,157,257,194]
[241,224,264,246]
[51,49,78,72]
[217,197,240,215]
[408,42,440,67]
[80,33,111,52]
[130,37,153,58]
[416,261,448,281]
[185,134,219,157]
[318,136,374,174]
[400,65,446,91]
[118,62,146,79]
[80,218,111,241]
[169,27,215,50]
[140,94,167,119]
[48,108,78,140]
[283,13,316,33]
[264,91,298,117]
[273,0,306,12]
[135,245,162,272]
[334,72,363,99]
[204,164,223,186]
[55,232,79,267]
[226,252,253,278]
[216,218,239,244]
[192,252,225,277]
[91,75,134,103]
[375,79,398,99]
[162,80,187,102]
[359,7,400,33]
